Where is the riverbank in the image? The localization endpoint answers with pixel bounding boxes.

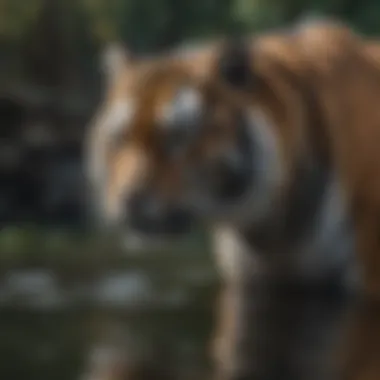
[0,226,218,311]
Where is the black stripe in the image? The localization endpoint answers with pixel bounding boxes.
[243,64,332,254]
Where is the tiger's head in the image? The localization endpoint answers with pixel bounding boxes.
[86,35,317,247]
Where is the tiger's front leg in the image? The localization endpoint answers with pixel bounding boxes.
[210,226,263,380]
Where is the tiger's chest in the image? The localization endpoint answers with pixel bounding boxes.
[289,176,356,285]
[239,170,358,289]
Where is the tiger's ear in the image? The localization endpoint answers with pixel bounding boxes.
[216,38,254,90]
[101,42,133,84]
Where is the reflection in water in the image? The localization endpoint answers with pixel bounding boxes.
[81,309,213,380]
[0,307,213,380]
[212,285,351,380]
[1,290,380,380]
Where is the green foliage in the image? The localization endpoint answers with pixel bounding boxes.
[2,0,380,48]
[2,0,380,87]
[0,0,42,41]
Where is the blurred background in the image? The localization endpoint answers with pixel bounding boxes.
[1,1,380,379]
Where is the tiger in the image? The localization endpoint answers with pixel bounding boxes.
[86,18,380,379]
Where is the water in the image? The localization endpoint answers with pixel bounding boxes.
[0,307,213,380]
[0,233,380,380]
[0,279,376,380]
[0,231,218,380]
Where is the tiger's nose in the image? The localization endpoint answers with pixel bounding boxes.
[125,192,193,236]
